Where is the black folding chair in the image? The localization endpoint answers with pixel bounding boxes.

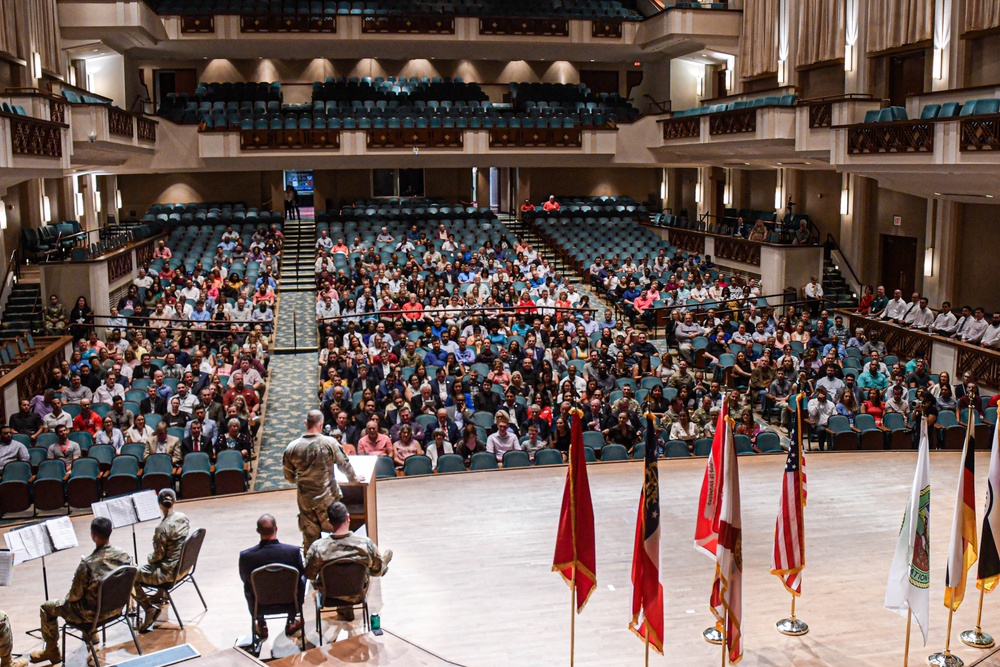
[62,566,141,666]
[141,528,207,629]
[250,564,306,651]
[315,561,370,636]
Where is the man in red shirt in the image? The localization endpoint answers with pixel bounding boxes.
[401,293,424,322]
[519,199,535,220]
[223,371,260,419]
[72,399,103,436]
[356,420,392,456]
[542,195,561,212]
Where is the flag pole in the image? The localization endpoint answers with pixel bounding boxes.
[570,573,576,667]
[960,587,995,648]
[777,592,809,635]
[644,627,650,667]
[928,608,960,667]
[903,609,912,667]
[721,611,728,667]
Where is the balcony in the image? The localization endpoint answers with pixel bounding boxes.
[66,103,157,166]
[654,95,798,163]
[636,5,741,56]
[794,95,880,156]
[0,111,71,188]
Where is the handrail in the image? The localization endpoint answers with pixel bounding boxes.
[318,303,598,324]
[0,246,20,317]
[825,233,862,295]
[643,95,672,115]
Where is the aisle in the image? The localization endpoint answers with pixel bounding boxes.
[255,350,315,490]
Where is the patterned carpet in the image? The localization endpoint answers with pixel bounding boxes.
[275,290,318,350]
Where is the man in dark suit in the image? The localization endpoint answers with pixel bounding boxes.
[238,514,305,640]
[433,407,461,444]
[428,367,455,406]
[473,378,502,414]
[181,419,214,460]
[139,384,167,416]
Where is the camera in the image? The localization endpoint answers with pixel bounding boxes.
[88,131,97,143]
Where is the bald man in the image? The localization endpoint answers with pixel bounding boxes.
[238,514,305,639]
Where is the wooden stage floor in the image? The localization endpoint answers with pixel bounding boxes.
[5,452,1000,666]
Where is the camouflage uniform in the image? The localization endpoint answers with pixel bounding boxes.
[283,433,357,552]
[133,510,190,607]
[304,531,391,603]
[0,611,9,659]
[39,545,133,647]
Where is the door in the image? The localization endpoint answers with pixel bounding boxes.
[154,69,197,109]
[887,51,925,107]
[880,235,918,294]
[579,70,620,96]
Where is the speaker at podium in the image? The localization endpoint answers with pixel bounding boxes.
[335,455,380,542]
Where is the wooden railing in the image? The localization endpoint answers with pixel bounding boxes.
[49,99,66,124]
[808,101,832,128]
[847,120,934,154]
[661,116,701,140]
[714,236,761,266]
[479,16,568,36]
[241,15,336,32]
[363,15,455,33]
[136,116,157,143]
[0,337,72,415]
[10,115,63,157]
[239,128,342,150]
[368,127,463,149]
[708,108,756,135]
[108,107,134,138]
[592,18,623,38]
[180,15,214,32]
[667,228,705,254]
[960,114,1000,151]
[488,127,582,148]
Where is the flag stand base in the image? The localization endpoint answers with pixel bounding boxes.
[959,629,994,649]
[776,616,809,636]
[927,650,964,667]
[703,627,722,645]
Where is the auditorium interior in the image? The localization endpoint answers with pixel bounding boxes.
[4,0,1000,665]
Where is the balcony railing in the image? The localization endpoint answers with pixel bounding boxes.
[10,116,63,157]
[241,15,336,32]
[808,102,832,128]
[362,15,455,34]
[240,128,341,150]
[479,16,568,36]
[960,114,1000,151]
[108,107,135,138]
[488,127,582,147]
[136,116,157,143]
[368,128,463,149]
[180,15,214,32]
[847,120,934,154]
[661,117,701,140]
[708,108,756,135]
[592,18,623,38]
[714,236,761,266]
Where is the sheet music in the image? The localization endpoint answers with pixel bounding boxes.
[0,551,13,586]
[5,524,53,561]
[335,455,378,484]
[45,516,79,552]
[93,497,138,529]
[132,490,161,522]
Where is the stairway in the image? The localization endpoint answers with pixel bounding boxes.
[822,257,858,308]
[1,282,41,339]
[504,214,575,279]
[279,217,316,293]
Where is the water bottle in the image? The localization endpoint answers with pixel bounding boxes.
[371,613,382,636]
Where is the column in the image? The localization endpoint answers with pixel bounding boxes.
[696,166,711,222]
[921,198,959,305]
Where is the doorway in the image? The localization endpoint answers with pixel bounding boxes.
[284,170,314,219]
[887,50,926,107]
[154,69,197,109]
[880,234,918,294]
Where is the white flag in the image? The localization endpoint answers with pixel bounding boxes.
[884,418,931,644]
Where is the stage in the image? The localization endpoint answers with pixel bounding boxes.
[4,451,1000,666]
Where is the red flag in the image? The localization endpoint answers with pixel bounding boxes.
[630,414,664,653]
[710,416,743,664]
[695,403,729,559]
[771,393,807,595]
[553,409,596,612]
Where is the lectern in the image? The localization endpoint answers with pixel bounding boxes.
[335,455,379,542]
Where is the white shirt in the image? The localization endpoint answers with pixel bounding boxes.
[907,306,934,329]
[962,317,989,343]
[316,301,340,320]
[807,397,837,427]
[931,311,957,333]
[982,323,1000,348]
[93,383,125,406]
[882,298,908,321]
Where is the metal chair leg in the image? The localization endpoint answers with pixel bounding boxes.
[190,577,208,611]
[125,616,142,655]
[167,592,184,629]
[299,607,306,652]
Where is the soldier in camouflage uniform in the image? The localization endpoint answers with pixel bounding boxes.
[283,410,358,552]
[30,517,132,665]
[305,502,391,621]
[0,610,27,667]
[134,488,190,632]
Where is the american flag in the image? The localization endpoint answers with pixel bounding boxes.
[771,393,807,595]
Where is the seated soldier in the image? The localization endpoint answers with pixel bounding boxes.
[305,502,392,622]
[134,489,191,632]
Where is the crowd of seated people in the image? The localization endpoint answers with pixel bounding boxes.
[0,214,286,510]
[854,285,1000,348]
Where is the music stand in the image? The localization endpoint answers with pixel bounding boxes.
[92,490,161,562]
[4,516,79,638]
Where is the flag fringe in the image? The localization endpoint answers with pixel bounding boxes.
[977,575,999,594]
[769,565,804,597]
[711,565,744,664]
[551,561,597,612]
[628,617,664,655]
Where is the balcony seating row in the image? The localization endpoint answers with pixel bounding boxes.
[313,78,487,104]
[672,94,797,117]
[320,200,497,224]
[142,202,284,225]
[146,0,643,19]
[21,222,87,261]
[862,98,1000,123]
[211,112,602,131]
[60,90,111,105]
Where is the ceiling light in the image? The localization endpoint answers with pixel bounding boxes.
[988,194,995,198]
[934,192,942,196]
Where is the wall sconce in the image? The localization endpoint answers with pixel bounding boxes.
[68,68,77,87]
[0,201,7,230]
[777,59,787,85]
[95,192,102,213]
[723,169,732,206]
[75,193,84,218]
[840,173,851,215]
[844,44,853,72]
[31,52,42,80]
[694,177,702,204]
[932,48,944,80]
[42,195,51,223]
[724,69,733,91]
[116,189,122,210]
[924,246,934,277]
[774,169,785,211]
[695,75,704,97]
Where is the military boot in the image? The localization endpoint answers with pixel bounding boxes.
[28,644,60,664]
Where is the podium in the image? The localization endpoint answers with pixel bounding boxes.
[335,455,379,543]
